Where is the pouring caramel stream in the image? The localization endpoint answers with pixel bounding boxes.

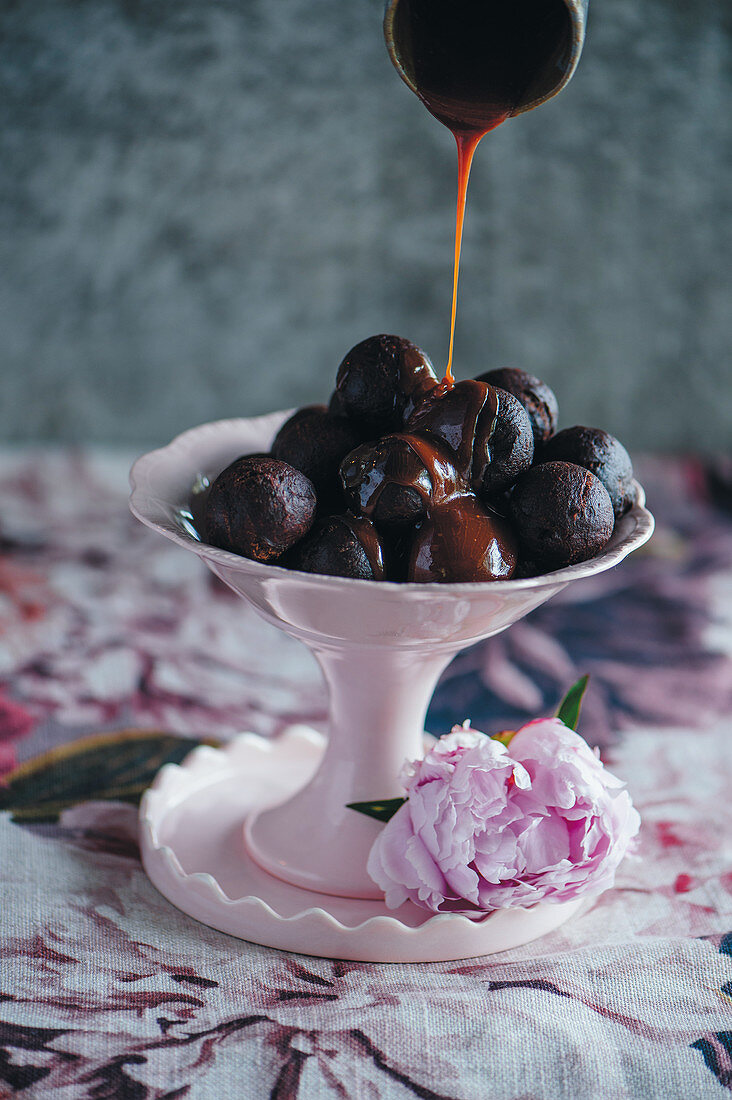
[388,0,575,382]
[446,127,500,383]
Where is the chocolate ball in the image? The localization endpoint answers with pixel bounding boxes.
[286,514,386,580]
[508,461,615,570]
[512,557,546,579]
[333,334,439,436]
[407,379,534,498]
[205,455,316,562]
[271,405,363,512]
[537,426,635,519]
[408,496,517,583]
[477,368,559,448]
[339,434,458,530]
[328,389,348,419]
[481,388,535,496]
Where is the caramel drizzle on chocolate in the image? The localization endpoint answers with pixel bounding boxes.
[339,376,514,578]
[408,378,498,489]
[396,341,442,421]
[411,494,516,583]
[339,513,387,579]
[403,433,464,506]
[404,380,515,579]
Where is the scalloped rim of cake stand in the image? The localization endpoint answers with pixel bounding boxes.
[139,727,589,962]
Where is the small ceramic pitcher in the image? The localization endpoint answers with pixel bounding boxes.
[384,0,588,119]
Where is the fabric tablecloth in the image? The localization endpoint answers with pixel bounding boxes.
[1,449,731,1099]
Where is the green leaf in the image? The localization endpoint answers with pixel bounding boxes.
[0,730,220,823]
[556,675,590,731]
[491,729,517,746]
[346,797,407,823]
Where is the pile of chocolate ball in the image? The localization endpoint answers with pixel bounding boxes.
[205,335,635,582]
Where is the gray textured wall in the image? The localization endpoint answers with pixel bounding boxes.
[1,0,730,451]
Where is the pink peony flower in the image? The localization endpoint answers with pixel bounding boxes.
[366,718,640,917]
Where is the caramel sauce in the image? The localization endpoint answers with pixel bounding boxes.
[408,378,496,484]
[389,0,574,381]
[343,407,514,582]
[446,132,486,382]
[405,381,515,580]
[340,514,387,579]
[410,494,517,583]
[403,432,464,506]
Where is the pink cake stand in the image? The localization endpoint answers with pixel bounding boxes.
[130,412,654,962]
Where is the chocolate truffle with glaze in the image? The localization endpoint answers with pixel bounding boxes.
[508,461,614,570]
[476,367,559,448]
[340,433,458,530]
[287,514,386,580]
[407,379,533,499]
[406,379,491,486]
[205,455,316,562]
[333,334,439,436]
[271,405,363,512]
[408,496,517,583]
[537,426,635,519]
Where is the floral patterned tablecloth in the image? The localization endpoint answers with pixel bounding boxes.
[1,449,731,1100]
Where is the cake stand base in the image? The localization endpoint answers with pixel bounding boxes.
[139,728,586,963]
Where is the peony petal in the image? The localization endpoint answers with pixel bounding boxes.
[366,714,641,914]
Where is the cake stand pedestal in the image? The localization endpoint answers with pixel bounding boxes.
[130,413,653,962]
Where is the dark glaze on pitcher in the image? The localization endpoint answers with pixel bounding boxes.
[387,0,574,134]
